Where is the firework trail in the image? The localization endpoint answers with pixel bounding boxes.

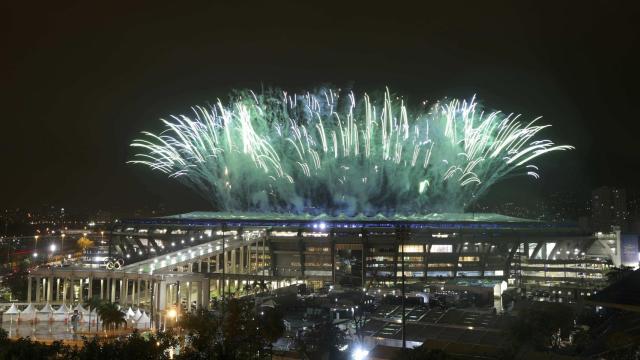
[130,88,572,215]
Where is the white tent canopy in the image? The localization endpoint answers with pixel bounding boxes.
[1,303,20,322]
[133,308,142,321]
[37,303,54,322]
[20,304,37,322]
[126,307,135,319]
[53,304,70,322]
[135,311,151,329]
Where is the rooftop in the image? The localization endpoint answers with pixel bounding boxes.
[160,211,536,223]
[118,211,585,232]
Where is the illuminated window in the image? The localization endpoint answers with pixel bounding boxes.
[428,263,454,268]
[430,245,452,253]
[457,271,481,277]
[458,256,480,262]
[398,245,424,253]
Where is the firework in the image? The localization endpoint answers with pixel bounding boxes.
[130,88,572,215]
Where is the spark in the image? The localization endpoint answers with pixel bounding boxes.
[130,88,573,215]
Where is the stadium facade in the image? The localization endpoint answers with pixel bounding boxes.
[110,212,612,292]
[21,211,623,329]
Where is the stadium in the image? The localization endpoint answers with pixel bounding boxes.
[109,211,610,298]
[23,88,617,328]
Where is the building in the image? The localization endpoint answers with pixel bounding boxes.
[22,211,625,329]
[591,186,627,232]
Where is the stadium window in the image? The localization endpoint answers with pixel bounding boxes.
[430,244,453,253]
[458,256,480,262]
[397,245,423,253]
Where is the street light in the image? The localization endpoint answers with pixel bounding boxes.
[352,346,369,360]
[166,308,178,330]
[33,235,39,261]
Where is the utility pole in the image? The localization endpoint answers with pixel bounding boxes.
[401,226,406,350]
[221,223,226,309]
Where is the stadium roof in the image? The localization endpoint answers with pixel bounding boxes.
[119,211,584,232]
[160,211,536,223]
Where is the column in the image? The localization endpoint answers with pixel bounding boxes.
[187,282,192,312]
[62,278,67,304]
[231,249,236,273]
[216,254,220,272]
[146,280,151,305]
[206,257,211,273]
[88,277,93,299]
[27,276,32,303]
[253,240,257,274]
[79,278,83,302]
[201,278,210,309]
[35,276,41,303]
[239,246,245,273]
[47,276,53,302]
[111,277,116,302]
[262,238,266,276]
[157,280,166,311]
[120,278,129,305]
[176,282,181,313]
[423,244,430,282]
[193,282,200,309]
[100,279,104,300]
[56,278,61,301]
[361,242,366,287]
[123,278,129,305]
[136,279,142,306]
[331,236,336,284]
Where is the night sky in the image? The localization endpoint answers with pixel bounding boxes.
[3,1,639,212]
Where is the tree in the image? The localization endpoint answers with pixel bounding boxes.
[77,236,94,251]
[179,301,284,359]
[2,259,30,300]
[0,327,67,360]
[605,266,634,285]
[297,320,348,360]
[179,307,221,355]
[97,301,126,331]
[66,330,177,360]
[507,301,576,352]
[0,327,179,360]
[84,296,104,332]
[258,306,285,356]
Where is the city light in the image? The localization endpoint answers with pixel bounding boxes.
[352,346,369,360]
[167,309,177,319]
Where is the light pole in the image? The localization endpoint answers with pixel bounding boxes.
[61,233,65,254]
[33,235,39,262]
[49,243,56,262]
